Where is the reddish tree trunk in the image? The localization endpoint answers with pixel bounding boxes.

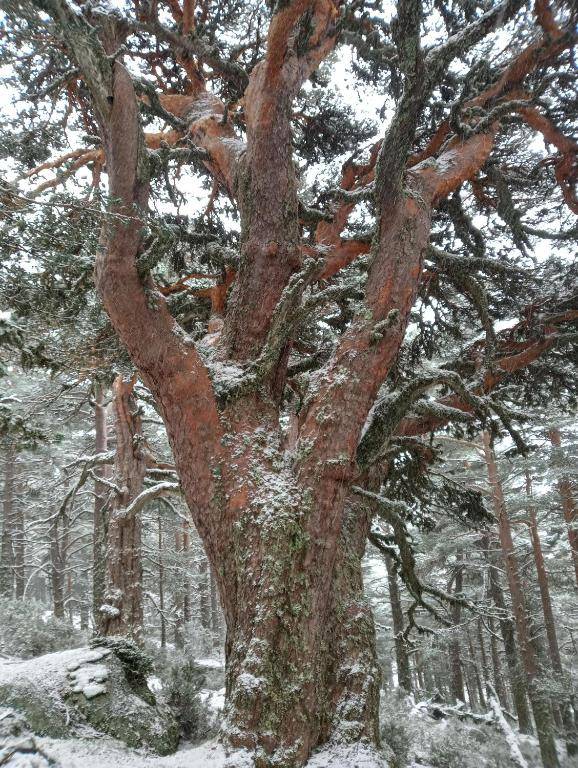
[483,431,558,767]
[100,375,146,641]
[548,428,578,587]
[42,3,559,762]
[526,470,577,752]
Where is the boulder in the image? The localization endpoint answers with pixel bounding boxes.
[0,642,179,755]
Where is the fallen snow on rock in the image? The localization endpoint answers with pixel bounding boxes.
[68,662,109,699]
[0,647,111,689]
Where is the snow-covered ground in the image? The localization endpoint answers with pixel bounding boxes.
[4,732,390,767]
[1,651,572,768]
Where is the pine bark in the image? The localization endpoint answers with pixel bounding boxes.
[483,431,559,767]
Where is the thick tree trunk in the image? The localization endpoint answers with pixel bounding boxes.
[100,376,146,641]
[0,445,16,598]
[93,383,110,632]
[483,431,559,767]
[547,428,578,587]
[384,553,412,692]
[217,489,381,766]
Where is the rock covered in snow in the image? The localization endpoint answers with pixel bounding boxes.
[0,644,179,755]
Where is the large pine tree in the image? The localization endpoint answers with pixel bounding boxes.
[1,0,576,764]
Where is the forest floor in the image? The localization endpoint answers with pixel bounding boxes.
[1,649,575,768]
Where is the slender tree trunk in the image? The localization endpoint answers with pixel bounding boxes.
[477,618,490,691]
[526,471,562,672]
[93,383,110,632]
[464,666,478,711]
[0,445,16,598]
[450,554,466,704]
[483,431,559,767]
[526,470,577,752]
[173,525,184,650]
[547,428,578,587]
[198,551,211,651]
[423,656,435,693]
[182,519,191,627]
[101,376,146,642]
[488,616,510,712]
[12,466,24,600]
[384,553,412,692]
[80,569,90,630]
[50,516,65,619]
[483,536,533,733]
[210,564,222,650]
[158,509,166,650]
[467,628,485,710]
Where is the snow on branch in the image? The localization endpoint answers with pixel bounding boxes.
[115,481,180,520]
